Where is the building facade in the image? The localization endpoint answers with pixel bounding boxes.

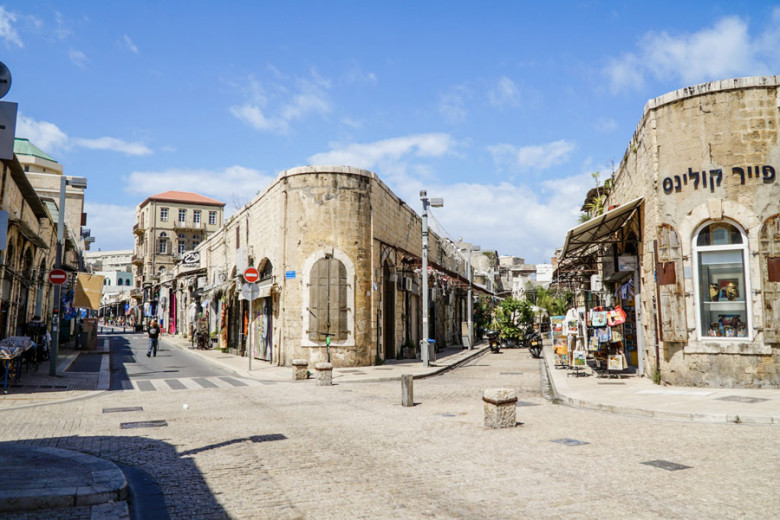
[0,154,57,338]
[175,165,472,368]
[580,76,780,388]
[131,191,225,329]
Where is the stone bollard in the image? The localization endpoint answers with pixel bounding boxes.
[292,359,309,381]
[401,374,414,407]
[315,362,333,386]
[482,388,518,429]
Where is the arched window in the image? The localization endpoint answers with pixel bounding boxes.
[308,256,347,341]
[693,221,751,339]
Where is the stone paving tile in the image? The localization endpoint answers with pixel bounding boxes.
[0,348,778,519]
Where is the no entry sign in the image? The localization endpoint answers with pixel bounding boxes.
[243,266,260,283]
[48,269,67,285]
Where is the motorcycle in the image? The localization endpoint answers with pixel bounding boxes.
[523,326,543,358]
[486,330,501,353]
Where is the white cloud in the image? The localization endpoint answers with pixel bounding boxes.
[68,48,89,69]
[488,140,576,172]
[230,72,331,134]
[122,34,138,54]
[71,137,152,156]
[384,171,593,264]
[84,202,137,251]
[17,114,68,152]
[308,133,456,171]
[124,166,275,210]
[606,14,779,92]
[17,113,153,156]
[488,77,522,108]
[0,7,22,47]
[439,85,470,124]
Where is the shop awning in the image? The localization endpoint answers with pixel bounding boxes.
[559,197,643,262]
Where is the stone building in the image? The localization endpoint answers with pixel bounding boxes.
[131,191,224,330]
[0,154,57,337]
[558,76,780,387]
[184,165,471,368]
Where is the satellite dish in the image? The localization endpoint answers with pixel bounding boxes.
[0,62,11,100]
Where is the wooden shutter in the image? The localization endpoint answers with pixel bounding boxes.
[760,216,780,343]
[309,258,348,341]
[657,225,687,342]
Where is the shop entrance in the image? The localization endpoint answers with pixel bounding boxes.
[383,265,395,359]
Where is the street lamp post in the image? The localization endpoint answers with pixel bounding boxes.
[50,175,87,376]
[420,190,443,367]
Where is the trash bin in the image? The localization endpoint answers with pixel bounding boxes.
[427,338,436,362]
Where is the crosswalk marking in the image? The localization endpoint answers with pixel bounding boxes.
[127,376,260,392]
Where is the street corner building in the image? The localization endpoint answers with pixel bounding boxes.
[562,76,780,388]
[171,166,471,369]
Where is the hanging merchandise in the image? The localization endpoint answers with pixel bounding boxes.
[591,307,608,327]
[564,308,579,335]
[611,329,623,343]
[597,326,612,344]
[588,335,599,352]
[607,306,627,326]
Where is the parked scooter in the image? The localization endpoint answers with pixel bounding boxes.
[523,326,543,358]
[486,330,501,353]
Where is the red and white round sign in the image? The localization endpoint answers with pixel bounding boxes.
[48,269,67,285]
[243,267,260,283]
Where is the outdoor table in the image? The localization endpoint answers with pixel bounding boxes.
[0,337,34,393]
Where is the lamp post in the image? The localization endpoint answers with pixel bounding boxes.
[420,190,443,367]
[465,243,480,350]
[50,175,87,376]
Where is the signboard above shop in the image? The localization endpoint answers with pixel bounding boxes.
[180,250,200,269]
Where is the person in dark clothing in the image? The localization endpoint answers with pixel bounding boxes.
[147,320,161,357]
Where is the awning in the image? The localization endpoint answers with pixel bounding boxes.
[559,197,643,262]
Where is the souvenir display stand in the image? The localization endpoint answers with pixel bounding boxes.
[550,316,568,369]
[588,306,628,378]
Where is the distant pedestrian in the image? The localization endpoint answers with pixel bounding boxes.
[147,320,161,357]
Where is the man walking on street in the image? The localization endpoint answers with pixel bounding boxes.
[147,319,160,357]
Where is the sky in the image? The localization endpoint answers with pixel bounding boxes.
[3,1,780,264]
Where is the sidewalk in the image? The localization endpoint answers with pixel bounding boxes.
[541,341,780,425]
[0,339,110,411]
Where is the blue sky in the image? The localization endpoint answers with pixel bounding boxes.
[3,1,780,263]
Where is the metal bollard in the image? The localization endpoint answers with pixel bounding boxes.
[402,374,414,407]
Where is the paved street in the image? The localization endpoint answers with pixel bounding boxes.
[0,341,778,519]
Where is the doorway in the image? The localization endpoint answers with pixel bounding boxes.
[383,264,395,360]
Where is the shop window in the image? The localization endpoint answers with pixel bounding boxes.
[694,221,750,339]
[308,257,348,341]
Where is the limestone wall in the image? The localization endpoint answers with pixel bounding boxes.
[609,76,780,387]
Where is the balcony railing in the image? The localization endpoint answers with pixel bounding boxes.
[173,221,204,230]
[131,254,144,265]
[133,224,144,236]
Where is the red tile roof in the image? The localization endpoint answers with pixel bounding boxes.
[141,191,225,207]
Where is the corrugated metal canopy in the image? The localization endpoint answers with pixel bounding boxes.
[559,197,643,262]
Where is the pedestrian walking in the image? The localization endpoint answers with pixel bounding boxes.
[147,320,160,357]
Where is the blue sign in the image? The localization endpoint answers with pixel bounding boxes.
[285,270,296,279]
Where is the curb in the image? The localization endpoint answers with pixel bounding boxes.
[540,346,780,425]
[0,445,127,513]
